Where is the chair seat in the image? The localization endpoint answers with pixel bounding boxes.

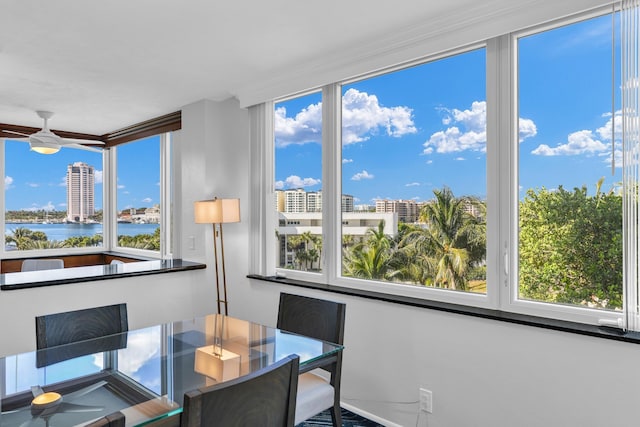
[295,372,335,425]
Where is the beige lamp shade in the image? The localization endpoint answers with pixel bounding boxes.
[194,198,240,224]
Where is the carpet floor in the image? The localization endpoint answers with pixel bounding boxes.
[298,408,384,427]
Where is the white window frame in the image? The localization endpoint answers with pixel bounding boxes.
[0,132,173,261]
[270,89,326,283]
[0,138,108,259]
[111,133,173,260]
[251,5,626,328]
[505,7,624,327]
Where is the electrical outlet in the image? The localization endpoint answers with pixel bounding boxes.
[419,388,433,413]
[188,236,195,250]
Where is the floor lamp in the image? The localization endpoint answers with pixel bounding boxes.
[194,198,240,315]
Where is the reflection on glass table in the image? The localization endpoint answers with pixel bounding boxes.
[0,314,343,427]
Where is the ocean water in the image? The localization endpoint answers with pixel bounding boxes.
[4,223,159,242]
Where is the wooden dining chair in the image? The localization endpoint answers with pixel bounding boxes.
[181,354,300,427]
[35,303,128,349]
[277,293,346,427]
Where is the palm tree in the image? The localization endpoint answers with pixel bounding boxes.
[365,220,390,251]
[343,243,395,280]
[343,220,400,280]
[5,227,47,250]
[401,187,485,290]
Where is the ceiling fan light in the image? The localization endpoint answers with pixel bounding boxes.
[30,140,60,154]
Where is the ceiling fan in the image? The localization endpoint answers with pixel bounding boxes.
[1,381,107,427]
[2,111,104,154]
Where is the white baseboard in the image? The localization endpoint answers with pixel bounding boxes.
[340,401,403,427]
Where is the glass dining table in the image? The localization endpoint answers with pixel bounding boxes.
[0,314,343,426]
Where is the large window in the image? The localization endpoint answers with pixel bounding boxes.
[340,49,487,293]
[2,131,172,260]
[115,136,162,252]
[4,140,103,251]
[515,13,622,313]
[257,7,631,328]
[274,92,323,273]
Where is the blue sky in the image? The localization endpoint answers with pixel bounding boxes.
[4,135,160,212]
[275,13,622,206]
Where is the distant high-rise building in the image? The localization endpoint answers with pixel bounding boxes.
[66,162,95,222]
[375,199,420,223]
[275,189,354,213]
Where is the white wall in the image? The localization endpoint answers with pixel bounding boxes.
[0,269,208,356]
[234,280,640,427]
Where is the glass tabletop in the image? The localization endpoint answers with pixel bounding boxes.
[0,314,343,427]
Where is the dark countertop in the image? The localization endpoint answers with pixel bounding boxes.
[0,259,206,291]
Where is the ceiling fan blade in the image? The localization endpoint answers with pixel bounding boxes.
[2,129,30,137]
[63,143,103,153]
[1,406,30,416]
[56,402,104,413]
[63,380,107,400]
[60,138,104,146]
[17,416,39,427]
[30,385,45,397]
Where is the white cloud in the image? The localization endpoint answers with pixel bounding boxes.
[424,101,486,154]
[94,170,103,184]
[117,184,126,189]
[351,170,374,181]
[275,175,321,190]
[342,88,416,144]
[5,176,13,189]
[59,176,67,187]
[426,160,433,165]
[596,111,622,141]
[275,89,416,147]
[27,182,39,188]
[142,197,152,203]
[405,182,420,187]
[93,329,161,381]
[274,104,322,147]
[455,157,466,161]
[342,158,353,164]
[519,118,538,142]
[423,101,537,154]
[531,129,608,156]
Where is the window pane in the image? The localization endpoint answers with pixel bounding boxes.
[116,136,160,251]
[274,92,323,272]
[517,14,622,310]
[5,140,103,251]
[341,48,487,293]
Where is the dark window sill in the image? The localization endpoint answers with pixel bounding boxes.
[248,274,640,345]
[1,257,206,291]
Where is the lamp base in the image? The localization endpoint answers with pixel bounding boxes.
[194,346,240,382]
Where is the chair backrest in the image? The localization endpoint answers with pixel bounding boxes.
[277,293,346,345]
[35,303,128,350]
[181,354,300,427]
[21,258,64,272]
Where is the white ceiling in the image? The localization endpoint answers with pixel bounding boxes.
[0,0,607,135]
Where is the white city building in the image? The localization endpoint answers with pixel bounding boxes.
[66,162,95,223]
